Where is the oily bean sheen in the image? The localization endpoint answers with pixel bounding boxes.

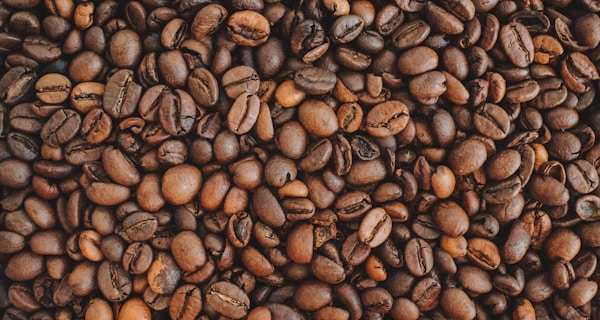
[2,0,600,319]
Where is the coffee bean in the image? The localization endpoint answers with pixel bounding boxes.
[227,92,260,135]
[169,284,203,320]
[206,281,250,319]
[109,30,142,69]
[331,14,364,44]
[392,19,430,50]
[103,69,142,119]
[448,139,487,175]
[467,237,501,270]
[35,73,71,104]
[293,67,336,95]
[40,109,81,147]
[364,100,409,137]
[227,10,270,47]
[440,287,476,320]
[404,238,434,276]
[80,108,112,144]
[119,298,151,320]
[560,51,599,93]
[358,208,392,248]
[7,131,40,161]
[293,281,332,312]
[473,103,511,140]
[191,4,228,39]
[298,100,339,138]
[397,46,438,75]
[188,67,219,107]
[23,35,62,63]
[147,252,182,295]
[97,261,132,302]
[222,65,260,99]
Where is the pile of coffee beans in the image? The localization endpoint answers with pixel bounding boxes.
[3,0,600,318]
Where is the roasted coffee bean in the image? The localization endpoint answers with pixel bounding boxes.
[331,14,363,44]
[404,238,434,277]
[227,10,270,47]
[561,52,599,93]
[222,65,260,99]
[97,261,132,302]
[188,67,219,107]
[293,67,336,95]
[40,109,81,147]
[169,284,203,320]
[191,4,228,39]
[103,69,142,119]
[23,35,62,63]
[228,92,260,135]
[206,281,250,319]
[7,131,40,161]
[80,108,112,144]
[500,22,534,68]
[449,139,487,175]
[392,19,430,50]
[358,208,392,248]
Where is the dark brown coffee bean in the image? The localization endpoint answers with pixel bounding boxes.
[358,208,392,248]
[206,281,250,319]
[23,35,62,63]
[374,4,403,36]
[109,30,142,68]
[293,67,336,95]
[116,211,158,242]
[482,175,522,204]
[80,108,112,144]
[191,4,228,39]
[188,67,219,107]
[122,242,153,275]
[575,195,600,221]
[500,22,534,68]
[289,19,326,59]
[424,2,464,35]
[364,100,409,137]
[227,92,260,135]
[253,186,285,227]
[158,50,189,89]
[361,287,393,314]
[473,103,511,140]
[0,231,26,254]
[169,284,203,320]
[103,69,142,119]
[440,287,476,320]
[485,149,521,181]
[448,139,487,175]
[6,131,39,161]
[97,261,132,302]
[40,109,81,147]
[331,14,364,43]
[560,52,599,93]
[159,89,196,136]
[222,65,260,99]
[293,281,332,312]
[404,238,434,277]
